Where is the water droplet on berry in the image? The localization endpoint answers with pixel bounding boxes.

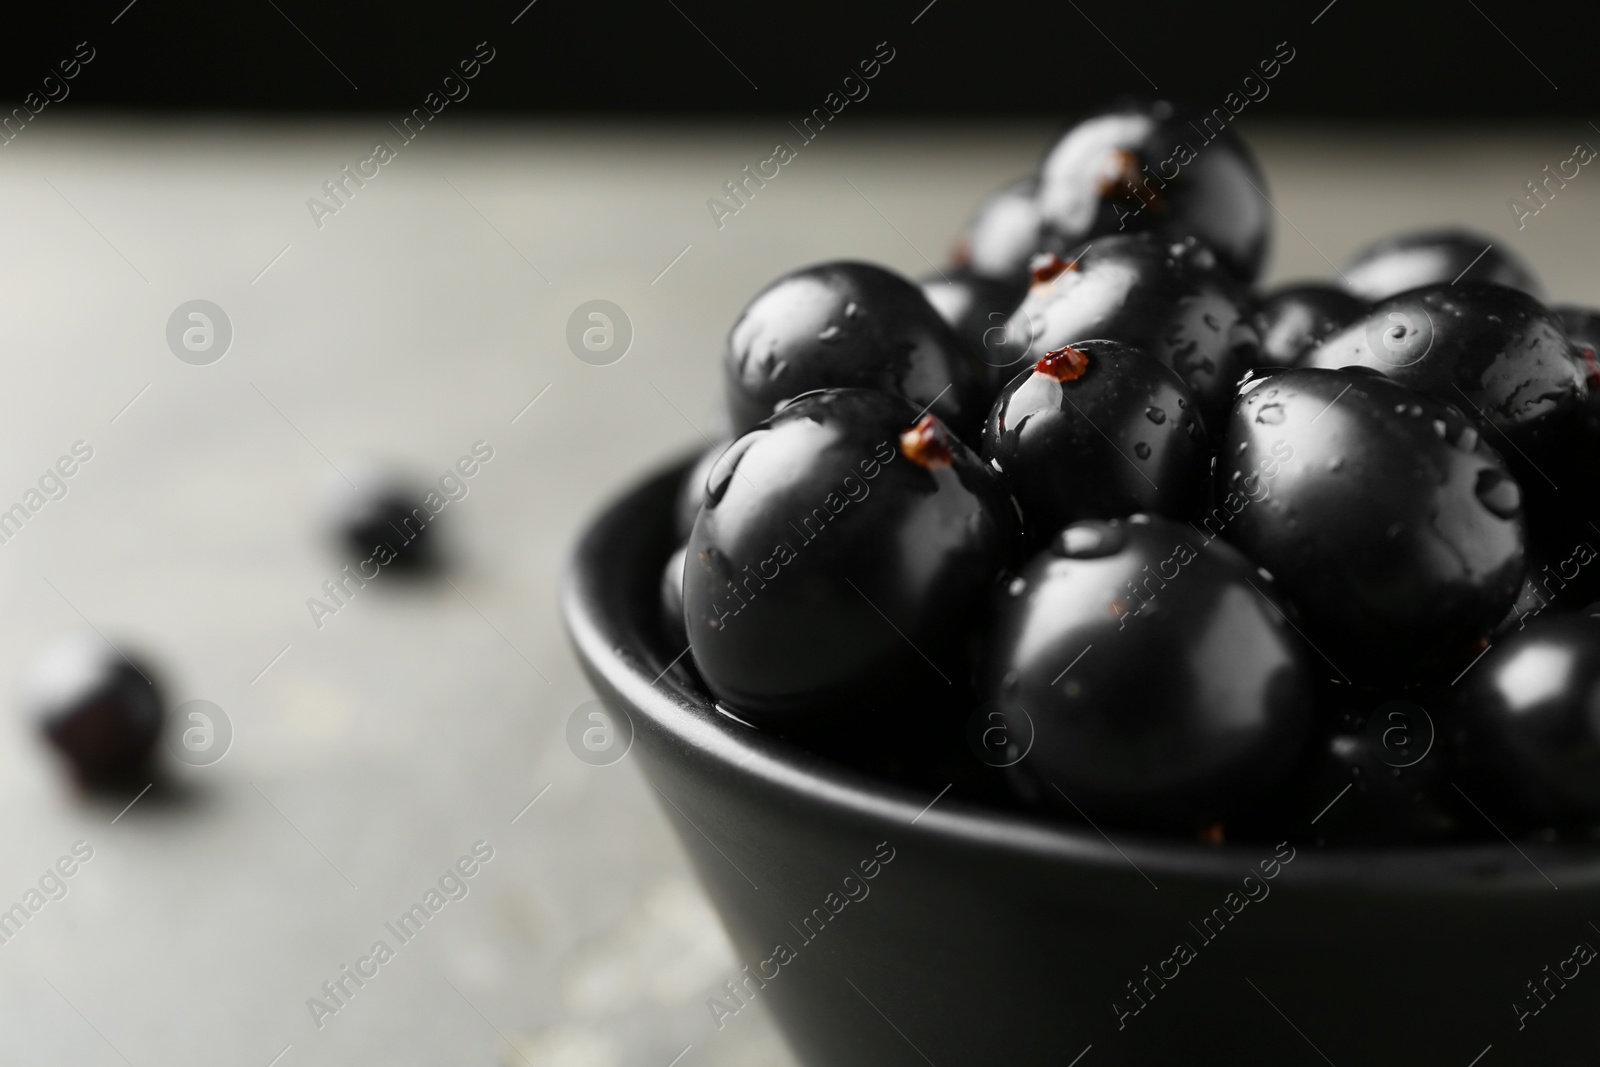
[1474,468,1522,519]
[1145,407,1166,424]
[1134,442,1151,459]
[818,325,842,342]
[1256,403,1286,425]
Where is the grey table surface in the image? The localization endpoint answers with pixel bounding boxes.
[0,116,1593,1066]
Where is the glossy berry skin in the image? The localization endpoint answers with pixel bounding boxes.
[994,234,1260,428]
[984,516,1313,827]
[1254,283,1366,368]
[1340,229,1544,302]
[981,340,1207,544]
[723,261,989,441]
[684,389,1017,731]
[1034,98,1271,282]
[952,177,1048,288]
[1455,616,1600,821]
[1222,368,1526,682]
[920,269,1025,389]
[24,636,163,788]
[674,440,730,542]
[1302,283,1586,473]
[661,544,688,650]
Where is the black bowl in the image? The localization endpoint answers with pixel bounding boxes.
[562,459,1600,1066]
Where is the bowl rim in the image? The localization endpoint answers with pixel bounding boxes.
[561,457,1600,893]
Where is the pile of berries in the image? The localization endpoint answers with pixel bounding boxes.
[669,97,1600,844]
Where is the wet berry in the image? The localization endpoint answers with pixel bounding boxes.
[1033,98,1271,282]
[983,517,1313,827]
[684,389,1017,733]
[723,261,989,440]
[981,339,1208,544]
[1299,283,1587,524]
[1302,282,1586,491]
[993,233,1260,428]
[1221,368,1526,682]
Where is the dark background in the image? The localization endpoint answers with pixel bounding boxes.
[0,0,1584,117]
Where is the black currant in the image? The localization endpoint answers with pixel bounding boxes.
[1033,98,1271,282]
[994,234,1260,428]
[1220,367,1526,682]
[329,476,438,571]
[684,389,1017,732]
[24,636,164,789]
[723,261,989,441]
[951,177,1048,288]
[1302,282,1586,492]
[983,516,1313,827]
